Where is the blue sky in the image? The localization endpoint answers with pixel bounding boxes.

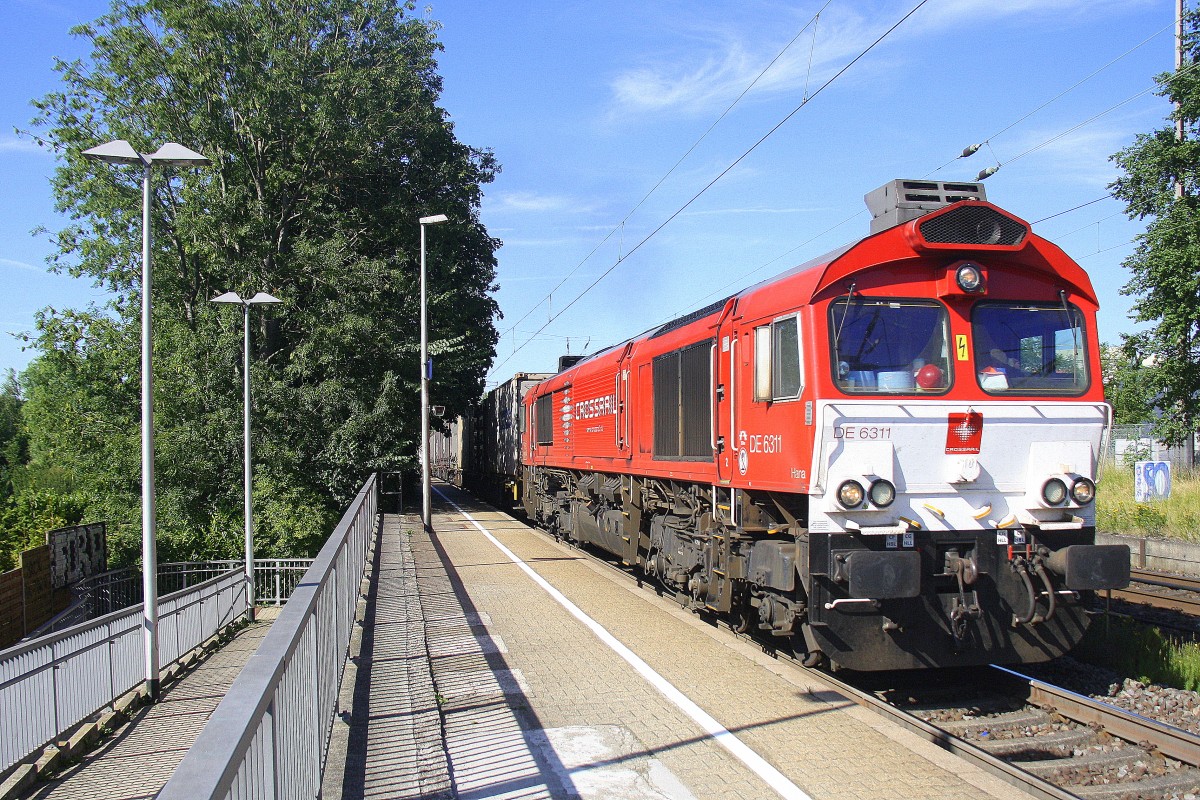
[0,0,1178,390]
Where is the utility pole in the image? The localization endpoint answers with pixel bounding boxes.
[1178,0,1196,468]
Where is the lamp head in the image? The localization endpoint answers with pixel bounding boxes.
[210,291,244,304]
[419,214,449,225]
[82,139,142,165]
[247,292,282,305]
[148,142,210,166]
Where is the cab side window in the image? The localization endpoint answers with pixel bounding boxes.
[754,316,803,401]
[773,316,803,398]
[754,326,771,401]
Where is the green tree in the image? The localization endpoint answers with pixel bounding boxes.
[0,371,27,496]
[1110,8,1200,457]
[1100,341,1156,425]
[23,0,500,562]
[0,371,30,570]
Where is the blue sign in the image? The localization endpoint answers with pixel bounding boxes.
[1135,460,1171,502]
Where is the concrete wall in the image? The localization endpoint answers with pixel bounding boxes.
[1097,531,1200,576]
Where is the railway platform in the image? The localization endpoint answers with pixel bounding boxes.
[322,483,1036,800]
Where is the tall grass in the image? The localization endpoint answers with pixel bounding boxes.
[1074,614,1200,692]
[1097,462,1200,541]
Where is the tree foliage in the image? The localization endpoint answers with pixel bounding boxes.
[19,0,500,563]
[1100,342,1156,426]
[1109,9,1200,448]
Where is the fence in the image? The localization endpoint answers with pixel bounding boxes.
[0,567,247,776]
[158,473,378,800]
[0,546,71,650]
[38,559,315,635]
[1105,423,1198,473]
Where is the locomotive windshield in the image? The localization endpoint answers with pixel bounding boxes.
[972,302,1089,394]
[829,297,951,394]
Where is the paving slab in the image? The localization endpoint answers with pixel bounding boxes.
[330,486,1039,800]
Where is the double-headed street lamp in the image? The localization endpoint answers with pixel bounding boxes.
[419,213,448,530]
[83,139,210,699]
[211,291,282,622]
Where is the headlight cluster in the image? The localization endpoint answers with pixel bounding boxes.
[836,478,896,509]
[1040,476,1095,507]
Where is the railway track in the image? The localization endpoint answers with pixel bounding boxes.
[861,665,1200,800]
[1110,568,1200,618]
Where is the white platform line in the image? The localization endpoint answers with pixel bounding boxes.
[436,490,814,800]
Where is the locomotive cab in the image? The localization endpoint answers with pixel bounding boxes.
[785,183,1129,670]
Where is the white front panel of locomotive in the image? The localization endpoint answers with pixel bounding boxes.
[807,400,1108,534]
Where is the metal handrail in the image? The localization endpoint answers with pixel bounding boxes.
[32,559,316,637]
[159,473,378,799]
[0,567,247,775]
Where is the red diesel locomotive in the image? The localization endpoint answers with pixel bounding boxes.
[517,179,1129,671]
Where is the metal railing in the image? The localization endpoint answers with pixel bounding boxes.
[159,473,378,799]
[0,567,247,775]
[35,559,315,636]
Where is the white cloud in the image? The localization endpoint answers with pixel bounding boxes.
[927,0,1153,23]
[609,11,867,116]
[0,258,40,272]
[0,137,47,155]
[607,0,1158,117]
[489,191,594,214]
[996,106,1162,187]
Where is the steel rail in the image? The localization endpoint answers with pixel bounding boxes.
[0,568,246,775]
[479,493,1200,799]
[993,665,1200,767]
[157,474,377,800]
[1130,567,1200,592]
[1111,585,1200,615]
[805,666,1080,800]
[1109,567,1200,615]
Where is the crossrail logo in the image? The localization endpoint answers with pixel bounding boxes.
[946,410,983,454]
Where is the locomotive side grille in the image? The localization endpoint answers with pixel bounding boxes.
[653,340,713,461]
[679,342,712,458]
[535,393,554,446]
[652,353,679,457]
[919,205,1027,247]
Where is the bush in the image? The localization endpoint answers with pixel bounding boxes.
[0,487,92,570]
[1076,614,1200,692]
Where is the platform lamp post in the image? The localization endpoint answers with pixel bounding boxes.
[210,291,282,622]
[82,139,210,700]
[419,213,449,531]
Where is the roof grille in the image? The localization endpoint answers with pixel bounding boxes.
[650,297,732,339]
[865,179,988,234]
[918,205,1027,247]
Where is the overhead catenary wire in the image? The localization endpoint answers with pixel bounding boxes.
[495,0,834,346]
[926,23,1174,178]
[658,26,1195,327]
[490,0,931,376]
[651,78,1176,326]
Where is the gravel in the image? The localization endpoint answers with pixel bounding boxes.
[1023,656,1200,736]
